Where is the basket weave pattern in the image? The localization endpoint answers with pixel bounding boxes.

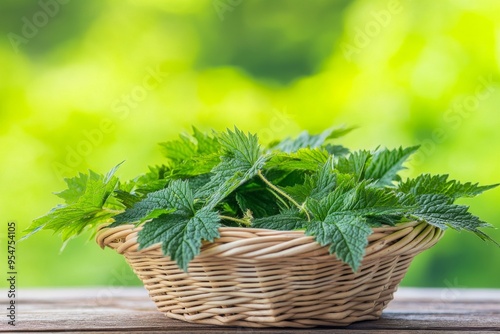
[97,221,443,328]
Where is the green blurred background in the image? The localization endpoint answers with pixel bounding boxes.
[1,0,499,288]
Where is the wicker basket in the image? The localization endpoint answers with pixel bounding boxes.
[96,221,443,328]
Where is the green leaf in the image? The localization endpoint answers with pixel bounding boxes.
[305,179,409,270]
[24,164,122,241]
[336,150,372,181]
[271,126,354,153]
[55,173,89,204]
[265,148,329,171]
[159,133,197,163]
[159,128,221,178]
[306,174,355,221]
[219,127,260,164]
[192,126,221,154]
[281,177,315,204]
[365,213,404,227]
[252,210,307,230]
[281,156,336,203]
[323,144,350,157]
[309,156,337,199]
[310,175,404,221]
[137,208,220,271]
[200,156,268,210]
[111,180,194,226]
[364,146,420,187]
[26,206,114,241]
[402,194,497,244]
[399,174,499,199]
[306,214,372,272]
[343,182,406,216]
[132,165,170,195]
[198,127,268,210]
[235,188,280,218]
[112,189,142,209]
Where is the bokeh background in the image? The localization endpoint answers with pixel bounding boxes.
[1,0,499,288]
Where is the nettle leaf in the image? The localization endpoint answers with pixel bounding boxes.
[159,133,197,163]
[268,169,308,187]
[171,153,222,178]
[252,210,307,230]
[323,144,350,157]
[271,126,354,153]
[305,180,410,270]
[79,164,122,208]
[27,206,113,242]
[55,173,89,204]
[200,156,268,210]
[399,174,499,199]
[219,127,260,163]
[112,189,142,209]
[198,128,268,210]
[306,215,372,272]
[306,174,356,221]
[282,177,315,204]
[111,180,194,226]
[132,165,170,195]
[309,156,337,199]
[344,183,406,216]
[401,194,497,244]
[162,128,222,178]
[235,188,280,218]
[364,146,419,187]
[336,150,372,181]
[192,126,221,154]
[24,164,122,241]
[265,148,329,171]
[282,156,337,203]
[137,208,221,271]
[365,214,404,227]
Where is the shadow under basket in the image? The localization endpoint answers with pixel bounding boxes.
[96,221,443,328]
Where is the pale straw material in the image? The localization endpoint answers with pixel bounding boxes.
[97,221,443,328]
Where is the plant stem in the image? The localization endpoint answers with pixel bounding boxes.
[267,188,290,209]
[219,215,251,227]
[257,170,311,221]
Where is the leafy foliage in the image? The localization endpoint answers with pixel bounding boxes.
[364,146,420,187]
[270,126,354,153]
[136,186,221,271]
[24,163,122,242]
[28,127,498,272]
[398,174,499,199]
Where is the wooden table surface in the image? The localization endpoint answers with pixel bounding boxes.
[1,287,499,333]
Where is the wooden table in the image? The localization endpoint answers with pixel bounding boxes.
[2,287,499,333]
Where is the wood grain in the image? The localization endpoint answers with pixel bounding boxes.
[1,287,499,333]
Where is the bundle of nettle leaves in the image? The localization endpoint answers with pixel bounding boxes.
[27,127,498,272]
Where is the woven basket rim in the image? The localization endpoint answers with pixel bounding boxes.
[96,220,441,260]
[98,220,422,235]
